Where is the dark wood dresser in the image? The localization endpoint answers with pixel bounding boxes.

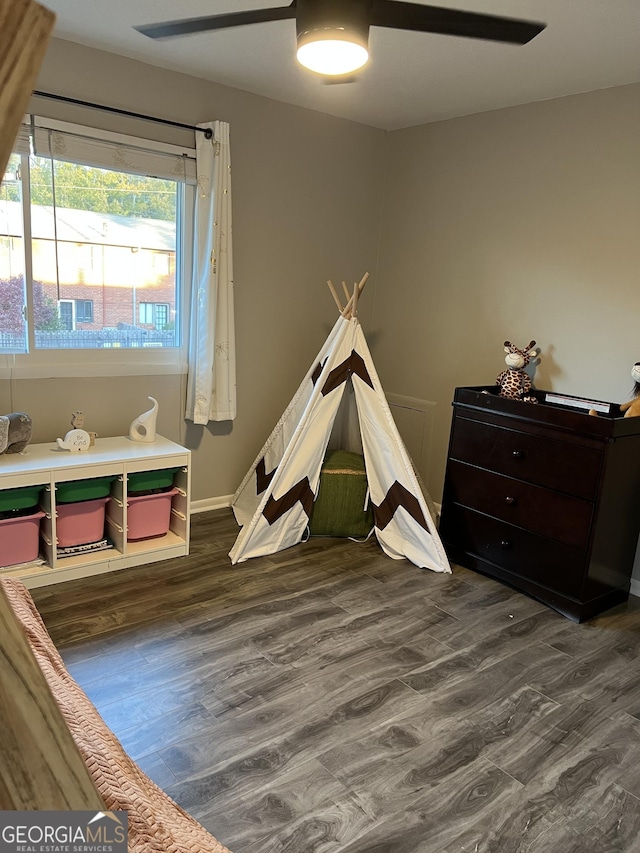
[439,386,640,621]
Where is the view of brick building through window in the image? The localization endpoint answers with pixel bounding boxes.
[0,153,182,352]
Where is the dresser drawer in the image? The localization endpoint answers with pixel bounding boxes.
[449,416,602,500]
[442,387,640,621]
[444,460,593,549]
[440,504,586,597]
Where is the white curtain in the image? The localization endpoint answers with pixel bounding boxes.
[185,121,236,423]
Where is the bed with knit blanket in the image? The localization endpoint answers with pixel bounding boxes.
[1,577,231,853]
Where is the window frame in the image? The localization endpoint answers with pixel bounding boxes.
[0,119,196,380]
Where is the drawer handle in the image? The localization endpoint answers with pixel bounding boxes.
[500,540,512,549]
[512,450,524,458]
[505,496,516,505]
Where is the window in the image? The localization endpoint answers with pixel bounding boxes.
[58,300,73,331]
[0,118,196,375]
[139,302,169,328]
[58,299,94,330]
[75,299,93,324]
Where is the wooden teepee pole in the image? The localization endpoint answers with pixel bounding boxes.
[341,272,369,318]
[326,280,344,313]
[0,584,104,808]
[0,0,55,176]
[0,0,104,811]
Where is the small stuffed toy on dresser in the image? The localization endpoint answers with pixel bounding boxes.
[496,340,540,403]
[618,362,640,417]
[589,362,640,418]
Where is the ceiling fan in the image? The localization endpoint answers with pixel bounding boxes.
[134,0,546,77]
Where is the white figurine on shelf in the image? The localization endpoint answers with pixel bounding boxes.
[56,429,91,452]
[129,397,159,443]
[70,410,97,445]
[56,411,91,452]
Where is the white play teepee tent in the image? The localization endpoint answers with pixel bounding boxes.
[229,274,451,574]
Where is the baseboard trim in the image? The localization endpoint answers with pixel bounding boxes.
[190,495,233,514]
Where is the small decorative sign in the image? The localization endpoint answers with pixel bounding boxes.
[0,810,128,853]
[56,428,92,452]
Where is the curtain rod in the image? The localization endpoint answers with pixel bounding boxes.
[32,90,213,139]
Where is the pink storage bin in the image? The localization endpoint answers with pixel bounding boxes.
[0,510,45,567]
[127,487,178,541]
[56,497,109,547]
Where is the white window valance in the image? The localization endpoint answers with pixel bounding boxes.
[31,117,197,184]
[12,122,31,157]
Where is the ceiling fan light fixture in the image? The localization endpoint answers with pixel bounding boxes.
[134,0,547,88]
[296,27,369,76]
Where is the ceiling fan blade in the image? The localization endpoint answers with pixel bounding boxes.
[370,0,545,45]
[134,4,296,40]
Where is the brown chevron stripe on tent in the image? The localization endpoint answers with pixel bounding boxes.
[322,350,374,396]
[255,458,277,494]
[373,481,430,531]
[311,359,325,386]
[263,478,315,525]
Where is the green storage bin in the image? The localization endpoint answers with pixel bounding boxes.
[56,476,117,504]
[0,485,43,513]
[127,467,180,495]
[309,449,374,538]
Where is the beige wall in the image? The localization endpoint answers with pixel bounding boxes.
[6,42,640,578]
[375,82,640,504]
[7,38,386,503]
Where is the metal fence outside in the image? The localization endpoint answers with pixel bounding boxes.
[0,328,177,351]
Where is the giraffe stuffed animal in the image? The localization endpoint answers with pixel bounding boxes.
[496,340,539,403]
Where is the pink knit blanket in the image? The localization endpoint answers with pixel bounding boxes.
[1,577,231,853]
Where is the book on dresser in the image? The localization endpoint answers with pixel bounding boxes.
[439,386,640,622]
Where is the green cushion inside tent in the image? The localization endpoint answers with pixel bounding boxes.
[309,449,374,538]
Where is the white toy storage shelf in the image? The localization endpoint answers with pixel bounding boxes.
[0,435,190,588]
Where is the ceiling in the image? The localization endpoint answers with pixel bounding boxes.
[41,0,640,131]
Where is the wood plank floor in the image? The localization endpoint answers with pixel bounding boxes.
[31,509,640,853]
